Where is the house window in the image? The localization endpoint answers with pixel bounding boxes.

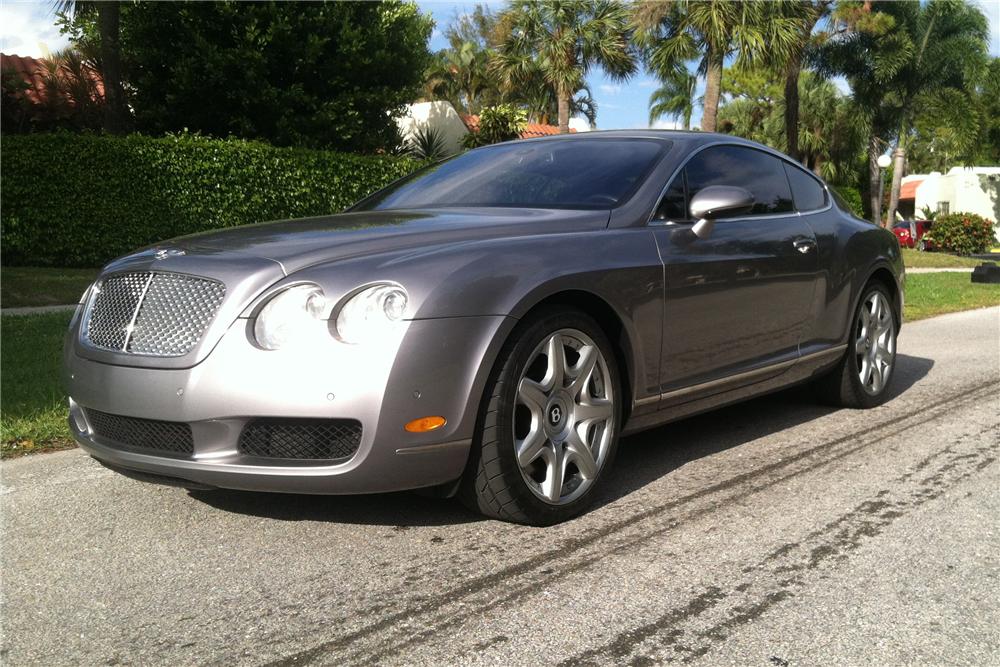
[937,201,950,215]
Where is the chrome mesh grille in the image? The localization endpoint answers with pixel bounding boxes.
[85,408,194,456]
[86,272,150,351]
[85,272,225,357]
[239,419,362,461]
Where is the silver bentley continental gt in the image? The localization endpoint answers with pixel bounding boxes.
[63,131,904,525]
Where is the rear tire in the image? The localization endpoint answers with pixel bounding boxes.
[459,307,622,525]
[815,283,897,409]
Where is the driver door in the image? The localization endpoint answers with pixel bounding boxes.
[650,145,819,398]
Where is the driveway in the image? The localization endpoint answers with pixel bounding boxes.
[2,307,998,666]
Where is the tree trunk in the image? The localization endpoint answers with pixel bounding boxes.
[557,86,570,134]
[783,52,802,162]
[885,123,908,226]
[97,2,130,134]
[867,133,881,225]
[701,50,723,132]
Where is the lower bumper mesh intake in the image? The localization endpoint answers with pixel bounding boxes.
[238,419,362,461]
[85,409,194,456]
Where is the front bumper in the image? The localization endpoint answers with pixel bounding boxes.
[64,308,514,494]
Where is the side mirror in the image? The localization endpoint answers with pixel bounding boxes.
[688,186,755,239]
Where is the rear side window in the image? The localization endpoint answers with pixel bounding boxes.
[783,162,828,212]
[684,145,793,216]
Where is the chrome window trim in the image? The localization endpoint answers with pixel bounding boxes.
[646,140,834,227]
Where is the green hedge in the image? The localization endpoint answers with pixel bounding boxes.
[925,212,997,255]
[1,133,421,267]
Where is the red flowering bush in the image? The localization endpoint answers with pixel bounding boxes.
[925,212,997,255]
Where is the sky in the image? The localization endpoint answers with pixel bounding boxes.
[2,0,998,131]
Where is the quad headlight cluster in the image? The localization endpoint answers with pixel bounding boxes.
[253,282,408,350]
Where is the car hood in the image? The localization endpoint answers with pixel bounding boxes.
[164,207,611,274]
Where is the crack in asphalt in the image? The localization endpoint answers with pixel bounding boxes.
[559,424,999,666]
[263,381,998,667]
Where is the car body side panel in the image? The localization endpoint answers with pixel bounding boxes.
[798,211,904,353]
[653,215,819,393]
[281,228,666,404]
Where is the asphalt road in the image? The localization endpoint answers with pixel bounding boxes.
[2,307,998,667]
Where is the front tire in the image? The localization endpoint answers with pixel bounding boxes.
[459,307,622,525]
[815,283,897,408]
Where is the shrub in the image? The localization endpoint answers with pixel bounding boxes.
[462,104,527,148]
[832,185,864,219]
[406,126,451,160]
[923,212,996,255]
[1,132,421,267]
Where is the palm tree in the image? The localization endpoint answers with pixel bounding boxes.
[634,0,800,132]
[424,41,496,114]
[492,0,636,134]
[647,65,697,129]
[774,0,834,162]
[53,1,130,134]
[521,77,598,127]
[822,0,989,225]
[881,1,989,225]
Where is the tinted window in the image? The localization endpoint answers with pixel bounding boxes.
[684,145,793,216]
[354,139,667,211]
[783,162,828,211]
[654,171,687,221]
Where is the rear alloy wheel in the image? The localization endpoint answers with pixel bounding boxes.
[855,290,896,396]
[460,308,621,525]
[815,283,897,408]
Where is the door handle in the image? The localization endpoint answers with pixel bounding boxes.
[793,239,816,254]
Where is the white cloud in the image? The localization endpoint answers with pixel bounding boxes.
[983,0,1000,56]
[638,79,658,89]
[650,119,684,130]
[0,2,69,58]
[831,75,851,95]
[598,84,622,95]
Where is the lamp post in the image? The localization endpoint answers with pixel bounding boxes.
[876,153,892,227]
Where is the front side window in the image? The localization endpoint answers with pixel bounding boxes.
[684,145,793,216]
[353,139,668,211]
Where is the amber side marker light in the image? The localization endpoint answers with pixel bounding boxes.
[405,416,447,433]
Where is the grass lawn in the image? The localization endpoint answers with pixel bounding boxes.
[1,267,98,308]
[1,311,75,458]
[900,248,986,269]
[0,274,997,459]
[904,272,1000,321]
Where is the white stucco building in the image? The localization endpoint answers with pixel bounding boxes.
[395,101,470,157]
[397,101,592,158]
[900,166,1000,241]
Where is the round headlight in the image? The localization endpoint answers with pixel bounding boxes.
[254,284,327,350]
[335,284,408,344]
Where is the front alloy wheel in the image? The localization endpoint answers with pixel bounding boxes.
[514,329,615,505]
[460,308,621,525]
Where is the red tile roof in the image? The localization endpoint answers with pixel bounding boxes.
[900,179,923,200]
[462,114,576,139]
[1,52,105,105]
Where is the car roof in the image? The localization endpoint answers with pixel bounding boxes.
[497,128,775,152]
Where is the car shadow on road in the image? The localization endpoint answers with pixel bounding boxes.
[188,353,933,527]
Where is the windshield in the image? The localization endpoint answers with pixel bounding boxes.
[353,138,668,211]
